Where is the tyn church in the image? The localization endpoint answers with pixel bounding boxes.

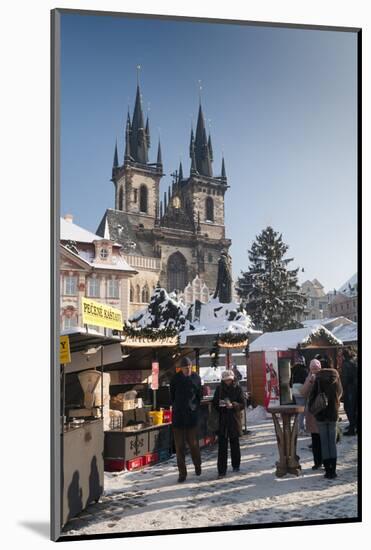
[97,82,232,297]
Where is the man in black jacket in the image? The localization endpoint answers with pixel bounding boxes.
[170,356,202,482]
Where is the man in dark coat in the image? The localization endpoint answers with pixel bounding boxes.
[212,369,245,477]
[341,349,358,436]
[170,356,202,482]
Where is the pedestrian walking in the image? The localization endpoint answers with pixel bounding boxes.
[300,359,322,469]
[170,356,202,482]
[308,365,343,479]
[341,348,358,436]
[212,369,246,478]
[290,356,308,433]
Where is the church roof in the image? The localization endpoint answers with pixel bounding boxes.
[96,209,156,257]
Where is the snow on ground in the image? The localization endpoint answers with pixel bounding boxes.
[63,415,358,536]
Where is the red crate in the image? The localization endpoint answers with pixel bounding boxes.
[126,456,144,471]
[162,409,172,423]
[143,452,159,466]
[104,459,126,472]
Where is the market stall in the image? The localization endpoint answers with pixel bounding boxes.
[60,328,123,527]
[103,327,196,472]
[247,325,343,408]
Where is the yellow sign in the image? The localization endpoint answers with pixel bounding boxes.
[82,298,123,331]
[60,336,71,364]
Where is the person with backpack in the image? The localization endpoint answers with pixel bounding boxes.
[212,369,245,478]
[300,359,322,469]
[308,364,343,479]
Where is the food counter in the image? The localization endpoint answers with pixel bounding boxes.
[104,422,172,471]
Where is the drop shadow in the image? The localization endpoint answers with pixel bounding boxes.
[18,521,50,539]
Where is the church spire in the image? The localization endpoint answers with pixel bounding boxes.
[124,115,131,162]
[194,103,213,176]
[145,116,150,147]
[178,161,184,185]
[113,139,119,169]
[156,139,162,166]
[130,83,149,164]
[221,156,227,180]
[208,133,213,162]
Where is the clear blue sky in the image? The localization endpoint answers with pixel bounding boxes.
[60,13,357,292]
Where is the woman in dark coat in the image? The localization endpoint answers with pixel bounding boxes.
[308,366,343,479]
[212,369,245,478]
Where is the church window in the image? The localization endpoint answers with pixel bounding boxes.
[141,283,150,303]
[119,187,124,210]
[212,190,216,195]
[130,284,134,302]
[135,284,141,303]
[167,252,188,292]
[205,197,214,222]
[133,189,138,202]
[140,184,148,213]
[64,275,77,296]
[107,278,119,299]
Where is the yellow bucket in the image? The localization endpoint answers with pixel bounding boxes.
[150,411,163,425]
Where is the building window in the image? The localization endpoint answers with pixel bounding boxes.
[119,187,124,210]
[208,253,213,263]
[135,284,141,303]
[133,189,138,203]
[64,275,77,296]
[107,278,119,298]
[141,283,150,303]
[205,196,214,222]
[167,251,187,292]
[87,277,100,298]
[130,284,134,302]
[63,315,77,329]
[100,248,109,260]
[140,185,148,213]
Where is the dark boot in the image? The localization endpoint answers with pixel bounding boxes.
[330,458,337,478]
[323,459,332,479]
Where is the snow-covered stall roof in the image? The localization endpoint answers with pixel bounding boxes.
[332,322,357,344]
[303,317,353,328]
[250,325,342,352]
[180,298,258,344]
[129,288,259,345]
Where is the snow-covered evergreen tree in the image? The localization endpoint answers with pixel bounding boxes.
[236,226,306,331]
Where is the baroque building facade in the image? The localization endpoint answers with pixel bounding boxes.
[60,215,137,330]
[97,82,231,315]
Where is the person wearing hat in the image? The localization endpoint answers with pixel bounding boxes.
[310,362,343,479]
[212,369,246,478]
[170,356,202,482]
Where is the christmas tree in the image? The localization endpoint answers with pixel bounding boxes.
[236,226,306,331]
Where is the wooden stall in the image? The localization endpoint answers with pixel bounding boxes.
[247,325,343,407]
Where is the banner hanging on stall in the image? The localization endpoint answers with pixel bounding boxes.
[81,297,123,331]
[60,335,71,364]
[151,361,159,390]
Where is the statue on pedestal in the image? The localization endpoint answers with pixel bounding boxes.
[213,251,232,303]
